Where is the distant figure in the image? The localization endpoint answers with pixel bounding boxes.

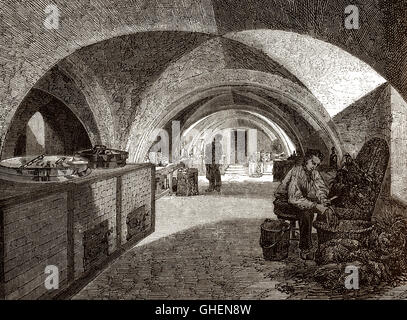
[204,134,223,192]
[329,147,338,169]
[341,152,353,169]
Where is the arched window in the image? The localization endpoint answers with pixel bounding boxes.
[26,111,45,156]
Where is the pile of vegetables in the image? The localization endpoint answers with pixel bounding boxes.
[313,202,407,291]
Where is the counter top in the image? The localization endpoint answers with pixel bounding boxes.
[0,163,153,206]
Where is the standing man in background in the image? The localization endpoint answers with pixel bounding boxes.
[329,147,338,169]
[204,134,223,192]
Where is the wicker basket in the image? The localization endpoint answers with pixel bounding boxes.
[313,219,373,245]
[333,207,371,221]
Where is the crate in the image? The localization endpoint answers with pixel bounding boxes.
[176,168,199,196]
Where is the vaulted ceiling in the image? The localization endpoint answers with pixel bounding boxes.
[1,0,405,161]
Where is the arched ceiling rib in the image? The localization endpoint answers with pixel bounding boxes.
[225,30,386,116]
[61,34,308,148]
[183,110,296,156]
[184,102,303,153]
[56,57,116,146]
[52,33,344,161]
[174,91,305,153]
[129,68,342,162]
[32,66,102,146]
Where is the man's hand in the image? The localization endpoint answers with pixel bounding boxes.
[315,204,339,228]
[324,207,339,228]
[321,196,338,206]
[315,203,329,214]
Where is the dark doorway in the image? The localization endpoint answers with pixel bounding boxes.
[14,134,27,157]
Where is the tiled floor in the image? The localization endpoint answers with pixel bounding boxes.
[73,176,407,300]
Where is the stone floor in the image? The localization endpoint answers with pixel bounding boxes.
[73,176,407,300]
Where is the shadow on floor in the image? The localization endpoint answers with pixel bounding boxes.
[196,180,277,200]
[74,218,393,300]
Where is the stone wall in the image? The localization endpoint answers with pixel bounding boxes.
[1,1,406,149]
[333,83,392,157]
[390,87,407,201]
[0,164,155,300]
[257,130,273,153]
[332,83,402,214]
[1,1,406,162]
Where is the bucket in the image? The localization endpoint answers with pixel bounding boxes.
[259,219,290,261]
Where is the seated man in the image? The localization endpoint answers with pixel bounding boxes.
[273,149,337,260]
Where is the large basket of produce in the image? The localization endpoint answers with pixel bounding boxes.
[314,219,374,245]
[328,138,389,221]
[330,207,371,221]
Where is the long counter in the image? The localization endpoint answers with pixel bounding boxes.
[0,163,155,300]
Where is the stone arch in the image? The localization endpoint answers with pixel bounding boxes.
[128,70,342,162]
[33,67,103,147]
[182,105,302,154]
[58,57,116,146]
[180,99,306,155]
[2,88,92,159]
[183,110,295,158]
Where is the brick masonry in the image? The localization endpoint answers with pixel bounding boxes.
[2,9,402,165]
[2,193,68,300]
[0,164,154,300]
[333,83,393,204]
[34,66,102,146]
[72,178,117,279]
[390,87,407,200]
[332,83,407,209]
[120,168,152,245]
[333,83,392,157]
